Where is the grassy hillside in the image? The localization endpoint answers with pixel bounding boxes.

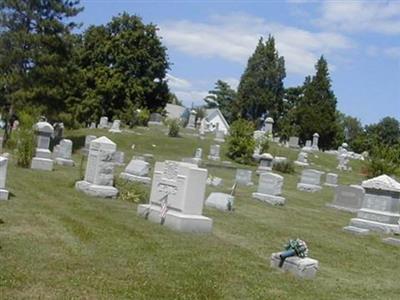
[0,126,399,299]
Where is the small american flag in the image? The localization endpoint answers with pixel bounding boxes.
[160,194,169,225]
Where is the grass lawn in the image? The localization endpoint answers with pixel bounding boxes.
[0,125,399,299]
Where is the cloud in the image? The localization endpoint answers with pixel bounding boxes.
[175,90,209,107]
[383,47,400,58]
[223,78,240,90]
[317,1,400,35]
[160,13,352,76]
[165,73,191,89]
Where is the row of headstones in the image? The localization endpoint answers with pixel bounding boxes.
[89,117,122,133]
[294,150,350,171]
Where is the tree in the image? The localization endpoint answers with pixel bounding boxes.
[235,36,286,125]
[296,56,338,149]
[73,13,170,124]
[204,80,236,123]
[167,92,183,106]
[0,0,83,139]
[227,119,255,164]
[366,117,400,147]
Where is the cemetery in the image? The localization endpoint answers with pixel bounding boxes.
[1,1,399,299]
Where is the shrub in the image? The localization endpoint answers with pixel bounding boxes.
[255,133,270,154]
[15,111,36,168]
[227,119,255,164]
[365,144,399,178]
[168,119,180,137]
[117,179,149,204]
[137,108,150,126]
[273,161,295,174]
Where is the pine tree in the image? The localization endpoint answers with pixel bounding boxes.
[204,80,237,123]
[296,56,338,149]
[235,36,286,124]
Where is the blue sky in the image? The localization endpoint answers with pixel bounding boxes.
[76,0,399,125]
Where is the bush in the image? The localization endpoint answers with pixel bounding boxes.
[273,161,295,174]
[227,119,255,164]
[365,144,399,178]
[137,108,150,126]
[168,119,180,137]
[117,179,149,204]
[255,133,270,154]
[15,112,36,168]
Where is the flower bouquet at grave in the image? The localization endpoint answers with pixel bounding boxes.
[279,238,309,267]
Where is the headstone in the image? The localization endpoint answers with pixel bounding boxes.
[302,140,313,152]
[205,192,234,211]
[109,120,122,133]
[186,110,196,129]
[137,160,212,232]
[208,145,221,161]
[294,152,309,167]
[55,139,74,166]
[273,156,287,164]
[264,117,274,134]
[270,253,319,279]
[289,136,299,148]
[326,185,364,213]
[98,116,109,129]
[214,130,225,143]
[75,136,118,198]
[120,159,151,184]
[31,121,54,171]
[53,122,64,144]
[297,169,324,192]
[90,122,96,129]
[114,151,125,166]
[252,172,285,205]
[206,176,223,187]
[235,169,253,186]
[311,133,319,151]
[0,156,9,200]
[382,237,400,246]
[349,175,400,234]
[324,173,338,187]
[193,147,202,164]
[257,153,273,174]
[82,135,97,155]
[148,113,163,125]
[199,118,206,139]
[337,154,350,171]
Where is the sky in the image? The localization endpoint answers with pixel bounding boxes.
[75,0,400,125]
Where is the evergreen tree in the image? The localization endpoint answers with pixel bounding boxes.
[235,36,286,124]
[0,0,82,139]
[296,56,338,149]
[73,13,170,124]
[204,80,236,123]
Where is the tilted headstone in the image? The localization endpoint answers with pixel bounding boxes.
[55,139,74,166]
[348,175,400,234]
[289,136,299,148]
[208,144,221,161]
[257,153,273,174]
[327,185,364,213]
[109,120,122,133]
[324,173,338,187]
[294,152,309,167]
[205,192,234,211]
[297,169,324,192]
[31,121,54,171]
[82,135,97,155]
[75,136,118,198]
[252,172,285,205]
[120,159,151,184]
[98,116,109,129]
[235,169,253,186]
[312,133,319,151]
[0,156,9,200]
[137,160,212,232]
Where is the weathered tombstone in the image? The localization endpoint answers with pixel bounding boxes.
[199,118,206,139]
[297,169,324,192]
[98,116,109,129]
[206,176,223,187]
[270,253,318,279]
[55,139,74,166]
[31,121,54,171]
[302,140,313,152]
[235,169,253,186]
[324,173,338,187]
[311,133,319,151]
[257,153,273,174]
[208,144,221,161]
[75,136,118,198]
[327,185,364,213]
[186,110,196,129]
[0,156,9,200]
[148,113,163,125]
[289,136,299,148]
[264,117,274,134]
[294,152,309,167]
[137,160,212,232]
[214,130,225,143]
[113,150,125,166]
[120,159,151,184]
[252,172,285,205]
[109,120,122,133]
[90,122,96,129]
[82,135,97,155]
[205,192,234,211]
[347,175,400,234]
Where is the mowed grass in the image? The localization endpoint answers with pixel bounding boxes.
[0,126,399,299]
